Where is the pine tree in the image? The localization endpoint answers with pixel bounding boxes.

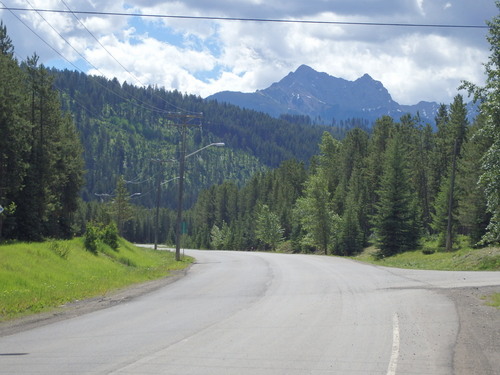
[461,1,500,244]
[51,114,85,237]
[336,187,364,256]
[431,95,468,250]
[332,128,368,215]
[317,132,342,195]
[14,55,84,240]
[457,116,491,245]
[367,116,396,203]
[431,177,459,248]
[0,21,14,57]
[416,124,434,233]
[0,24,32,239]
[373,136,420,257]
[431,104,451,199]
[448,95,468,155]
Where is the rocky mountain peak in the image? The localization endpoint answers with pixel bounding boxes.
[206,65,442,125]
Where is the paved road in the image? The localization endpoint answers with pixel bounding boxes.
[0,250,499,374]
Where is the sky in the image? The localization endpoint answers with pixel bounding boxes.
[0,0,496,105]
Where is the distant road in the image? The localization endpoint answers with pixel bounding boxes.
[1,250,499,374]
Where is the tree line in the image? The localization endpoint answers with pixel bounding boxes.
[175,96,494,255]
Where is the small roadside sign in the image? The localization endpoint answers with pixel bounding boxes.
[0,205,3,214]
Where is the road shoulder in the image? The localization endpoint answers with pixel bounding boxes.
[442,285,500,375]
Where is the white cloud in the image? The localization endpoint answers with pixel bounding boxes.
[0,0,495,105]
[85,32,217,93]
[416,0,426,16]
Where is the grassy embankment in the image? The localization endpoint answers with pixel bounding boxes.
[354,238,500,307]
[0,238,192,321]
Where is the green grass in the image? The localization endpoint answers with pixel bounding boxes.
[484,293,500,308]
[354,244,500,271]
[353,240,500,309]
[0,238,192,321]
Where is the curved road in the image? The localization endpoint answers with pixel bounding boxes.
[1,250,499,374]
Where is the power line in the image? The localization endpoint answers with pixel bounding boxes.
[1,1,192,115]
[0,6,490,29]
[24,0,177,114]
[59,0,193,114]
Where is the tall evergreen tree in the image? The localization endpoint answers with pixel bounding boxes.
[431,177,459,248]
[332,128,368,215]
[448,94,468,155]
[431,104,452,199]
[14,55,85,240]
[367,116,396,199]
[431,95,469,249]
[372,136,420,257]
[317,132,342,196]
[0,25,32,239]
[462,1,500,244]
[335,185,364,256]
[415,123,434,233]
[457,116,491,245]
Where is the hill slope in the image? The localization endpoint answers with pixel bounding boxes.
[51,69,333,208]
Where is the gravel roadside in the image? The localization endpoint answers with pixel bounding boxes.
[444,285,500,375]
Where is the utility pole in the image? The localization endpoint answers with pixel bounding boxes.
[167,112,203,261]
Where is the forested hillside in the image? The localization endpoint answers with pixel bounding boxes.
[50,69,337,210]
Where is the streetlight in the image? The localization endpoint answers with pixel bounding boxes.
[175,142,225,261]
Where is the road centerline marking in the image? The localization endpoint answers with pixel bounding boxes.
[387,313,400,375]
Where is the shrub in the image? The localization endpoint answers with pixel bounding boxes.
[84,221,121,254]
[84,223,99,254]
[102,222,119,251]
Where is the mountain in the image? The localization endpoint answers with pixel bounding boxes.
[207,65,443,125]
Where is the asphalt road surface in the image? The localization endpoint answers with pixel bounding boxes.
[1,250,499,374]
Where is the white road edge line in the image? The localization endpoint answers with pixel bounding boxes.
[387,313,400,375]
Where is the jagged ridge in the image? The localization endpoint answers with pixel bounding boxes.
[207,65,444,125]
